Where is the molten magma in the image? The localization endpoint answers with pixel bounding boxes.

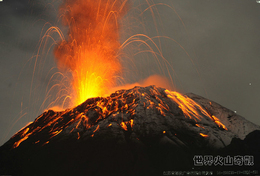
[165,90,227,131]
[54,0,128,106]
[11,87,228,148]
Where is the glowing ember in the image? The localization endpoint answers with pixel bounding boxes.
[212,115,228,130]
[130,119,134,128]
[120,122,128,131]
[200,133,209,138]
[54,0,129,106]
[93,125,100,133]
[195,124,205,129]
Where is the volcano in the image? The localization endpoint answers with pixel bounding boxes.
[0,86,259,176]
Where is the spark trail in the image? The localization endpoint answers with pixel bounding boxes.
[54,0,129,106]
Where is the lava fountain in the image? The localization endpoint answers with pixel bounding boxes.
[7,0,232,150]
[54,0,129,106]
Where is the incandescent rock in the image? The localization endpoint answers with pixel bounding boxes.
[0,86,259,176]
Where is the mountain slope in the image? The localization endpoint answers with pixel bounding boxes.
[0,86,259,175]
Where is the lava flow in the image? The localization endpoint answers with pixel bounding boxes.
[3,86,260,176]
[11,86,228,149]
[54,0,129,106]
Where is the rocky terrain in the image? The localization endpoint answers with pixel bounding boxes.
[0,86,259,176]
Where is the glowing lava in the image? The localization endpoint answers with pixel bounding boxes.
[10,86,230,149]
[165,90,227,130]
[54,0,129,106]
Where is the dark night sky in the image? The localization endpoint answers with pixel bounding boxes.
[0,0,260,146]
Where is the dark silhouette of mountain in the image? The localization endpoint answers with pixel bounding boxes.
[0,86,259,176]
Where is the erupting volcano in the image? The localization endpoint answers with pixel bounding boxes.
[1,0,260,175]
